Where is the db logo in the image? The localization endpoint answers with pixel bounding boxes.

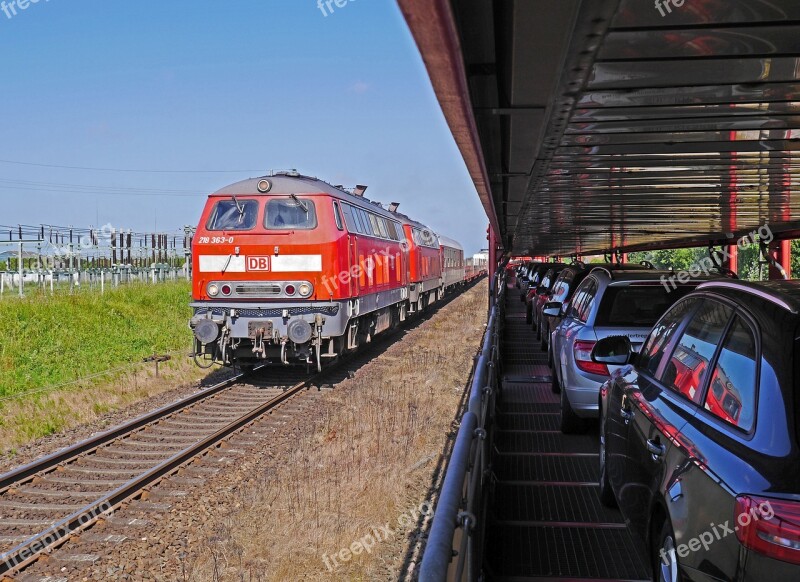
[247,257,270,271]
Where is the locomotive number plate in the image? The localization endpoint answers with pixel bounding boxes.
[248,321,273,339]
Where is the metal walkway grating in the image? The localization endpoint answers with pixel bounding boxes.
[484,287,650,581]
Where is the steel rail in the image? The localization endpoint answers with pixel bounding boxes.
[0,374,307,575]
[419,269,504,582]
[0,371,253,495]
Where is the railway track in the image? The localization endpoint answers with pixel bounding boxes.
[0,277,486,578]
[0,368,314,577]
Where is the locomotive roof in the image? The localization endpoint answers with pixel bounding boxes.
[437,235,463,251]
[212,172,438,232]
[213,173,348,198]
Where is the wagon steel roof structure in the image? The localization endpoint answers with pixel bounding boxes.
[398,0,800,257]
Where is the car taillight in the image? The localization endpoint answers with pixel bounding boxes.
[285,284,296,296]
[736,495,800,565]
[574,340,609,376]
[221,284,232,296]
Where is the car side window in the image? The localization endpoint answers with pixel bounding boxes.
[577,280,597,322]
[639,298,700,377]
[567,279,591,319]
[660,300,734,404]
[553,271,574,303]
[704,316,757,431]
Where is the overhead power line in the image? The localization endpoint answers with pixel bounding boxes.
[0,159,263,174]
[0,178,201,198]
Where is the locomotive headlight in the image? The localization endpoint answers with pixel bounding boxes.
[287,319,313,345]
[194,319,220,345]
[207,283,220,297]
[298,283,313,298]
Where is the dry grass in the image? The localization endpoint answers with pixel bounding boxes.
[0,356,213,454]
[184,282,488,581]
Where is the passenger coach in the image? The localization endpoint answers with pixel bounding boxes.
[190,172,469,370]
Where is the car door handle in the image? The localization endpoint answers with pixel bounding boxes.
[647,439,666,461]
[620,408,634,424]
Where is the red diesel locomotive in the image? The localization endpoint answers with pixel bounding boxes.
[190,172,476,370]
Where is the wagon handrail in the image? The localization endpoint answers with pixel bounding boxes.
[420,267,505,581]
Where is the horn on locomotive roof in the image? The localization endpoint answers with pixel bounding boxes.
[389,202,400,212]
[353,185,368,197]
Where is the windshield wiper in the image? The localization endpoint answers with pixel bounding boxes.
[290,194,309,214]
[231,196,245,223]
[221,254,233,274]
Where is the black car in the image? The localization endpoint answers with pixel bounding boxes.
[527,263,568,328]
[595,280,800,581]
[520,262,551,302]
[516,261,540,293]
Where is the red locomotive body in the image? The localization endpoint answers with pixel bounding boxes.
[190,172,475,369]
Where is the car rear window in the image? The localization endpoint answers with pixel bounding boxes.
[596,285,696,327]
[264,199,317,230]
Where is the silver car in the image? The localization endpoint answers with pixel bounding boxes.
[546,268,715,433]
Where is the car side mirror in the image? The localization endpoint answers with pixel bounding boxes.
[543,302,562,317]
[592,336,633,365]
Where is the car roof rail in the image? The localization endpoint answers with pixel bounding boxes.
[588,266,613,278]
[697,280,797,314]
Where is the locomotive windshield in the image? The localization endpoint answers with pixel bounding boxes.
[207,199,259,230]
[265,199,317,230]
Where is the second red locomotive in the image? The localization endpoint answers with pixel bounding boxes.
[190,172,475,370]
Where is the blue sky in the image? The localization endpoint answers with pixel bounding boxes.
[0,0,488,254]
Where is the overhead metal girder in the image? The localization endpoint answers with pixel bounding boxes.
[400,0,800,257]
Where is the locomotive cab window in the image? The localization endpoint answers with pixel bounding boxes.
[333,201,344,231]
[265,198,317,230]
[207,199,260,231]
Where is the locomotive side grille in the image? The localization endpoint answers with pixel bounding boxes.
[235,284,282,296]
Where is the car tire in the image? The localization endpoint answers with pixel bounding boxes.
[653,519,681,582]
[526,305,532,324]
[540,325,548,350]
[598,406,617,507]
[559,383,586,433]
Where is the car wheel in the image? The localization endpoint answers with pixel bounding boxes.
[550,353,560,393]
[654,520,681,582]
[559,383,586,433]
[598,406,617,507]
